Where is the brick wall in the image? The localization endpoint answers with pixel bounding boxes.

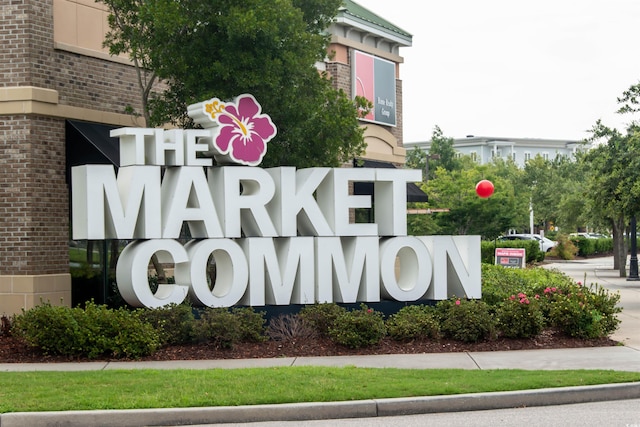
[50,50,143,116]
[1,0,144,116]
[394,79,403,147]
[0,116,68,275]
[0,0,32,85]
[0,0,142,277]
[327,62,352,96]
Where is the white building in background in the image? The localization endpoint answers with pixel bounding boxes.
[405,135,590,167]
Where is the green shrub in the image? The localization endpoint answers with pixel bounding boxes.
[547,284,621,339]
[11,301,159,359]
[67,302,159,359]
[386,305,440,341]
[299,303,347,337]
[12,302,83,355]
[570,237,594,257]
[107,309,161,358]
[569,237,613,257]
[481,264,530,306]
[495,293,545,338]
[327,304,387,348]
[231,307,268,342]
[593,238,613,254]
[436,298,496,343]
[481,264,575,307]
[549,234,578,260]
[193,308,242,348]
[138,303,196,346]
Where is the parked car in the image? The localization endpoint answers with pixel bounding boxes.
[497,234,557,252]
[570,232,610,239]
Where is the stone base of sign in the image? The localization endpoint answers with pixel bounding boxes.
[0,274,71,316]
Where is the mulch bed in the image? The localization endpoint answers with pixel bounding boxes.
[0,329,618,364]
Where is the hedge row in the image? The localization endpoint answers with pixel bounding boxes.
[8,264,621,357]
[569,237,613,257]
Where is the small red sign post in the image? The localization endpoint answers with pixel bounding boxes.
[495,248,526,268]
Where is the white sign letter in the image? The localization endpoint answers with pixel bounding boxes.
[115,240,189,308]
[71,165,161,239]
[418,235,481,299]
[380,236,432,301]
[316,236,380,303]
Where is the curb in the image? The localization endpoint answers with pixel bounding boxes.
[2,382,639,427]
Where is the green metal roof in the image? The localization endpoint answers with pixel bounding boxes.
[340,0,412,40]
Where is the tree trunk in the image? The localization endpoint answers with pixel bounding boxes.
[613,215,627,277]
[613,218,619,270]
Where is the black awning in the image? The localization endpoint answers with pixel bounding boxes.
[353,159,429,203]
[66,120,121,168]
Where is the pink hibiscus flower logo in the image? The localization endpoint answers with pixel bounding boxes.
[188,94,277,166]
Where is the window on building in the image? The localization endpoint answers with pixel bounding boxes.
[470,151,478,162]
[542,152,549,161]
[524,152,531,162]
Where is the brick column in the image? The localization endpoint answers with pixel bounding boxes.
[0,115,71,315]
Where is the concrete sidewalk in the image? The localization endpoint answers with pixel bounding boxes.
[2,346,640,373]
[1,256,640,426]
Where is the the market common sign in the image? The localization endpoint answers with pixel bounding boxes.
[71,95,480,309]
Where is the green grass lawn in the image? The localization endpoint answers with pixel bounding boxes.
[1,367,638,413]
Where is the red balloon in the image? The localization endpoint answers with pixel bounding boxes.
[476,180,494,198]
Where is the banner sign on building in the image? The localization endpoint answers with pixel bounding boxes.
[352,50,396,126]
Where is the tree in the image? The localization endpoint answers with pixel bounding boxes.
[428,126,460,173]
[424,159,527,239]
[100,0,367,168]
[582,121,640,276]
[554,157,589,232]
[406,127,460,182]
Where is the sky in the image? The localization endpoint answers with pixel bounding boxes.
[359,0,640,143]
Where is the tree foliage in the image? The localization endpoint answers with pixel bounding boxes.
[405,126,598,240]
[100,0,367,168]
[406,126,459,181]
[519,155,587,233]
[428,126,460,173]
[581,121,640,274]
[424,160,527,239]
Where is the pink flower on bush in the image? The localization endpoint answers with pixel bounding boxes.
[199,94,277,166]
[455,299,461,306]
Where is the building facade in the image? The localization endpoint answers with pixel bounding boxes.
[328,0,412,165]
[405,135,589,168]
[0,0,413,315]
